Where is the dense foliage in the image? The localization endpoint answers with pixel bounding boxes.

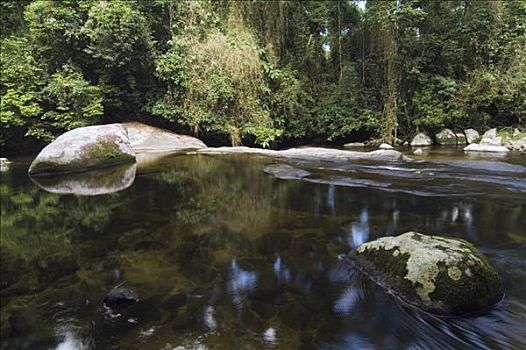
[1,0,525,152]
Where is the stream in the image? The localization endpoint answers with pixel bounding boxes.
[1,147,525,349]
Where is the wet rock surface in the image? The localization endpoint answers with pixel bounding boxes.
[348,232,503,316]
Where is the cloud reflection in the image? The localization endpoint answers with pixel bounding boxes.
[55,324,89,350]
[348,208,370,248]
[263,327,277,345]
[227,259,258,308]
[273,256,291,283]
[334,287,360,316]
[327,184,336,213]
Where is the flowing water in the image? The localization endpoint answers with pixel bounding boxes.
[1,148,525,349]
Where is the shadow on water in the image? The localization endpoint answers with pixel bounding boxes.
[1,152,525,349]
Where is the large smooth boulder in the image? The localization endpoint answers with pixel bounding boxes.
[348,232,503,316]
[435,129,457,145]
[410,133,432,147]
[122,122,206,153]
[464,144,509,153]
[480,128,502,146]
[464,129,480,144]
[29,124,135,176]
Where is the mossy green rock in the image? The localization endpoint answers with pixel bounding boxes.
[29,124,135,176]
[348,232,503,316]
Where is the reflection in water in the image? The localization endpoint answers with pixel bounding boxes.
[55,324,89,350]
[451,206,459,223]
[273,256,291,284]
[227,259,258,309]
[348,208,369,248]
[327,184,336,213]
[462,203,476,240]
[334,287,360,315]
[203,306,216,330]
[30,163,136,196]
[1,154,525,349]
[263,327,277,345]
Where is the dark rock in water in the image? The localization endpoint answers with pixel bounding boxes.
[264,164,311,180]
[348,232,503,316]
[104,288,139,309]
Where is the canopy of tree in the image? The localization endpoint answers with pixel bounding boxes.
[1,0,525,153]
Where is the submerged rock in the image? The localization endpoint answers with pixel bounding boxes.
[264,164,311,180]
[348,232,503,316]
[464,129,480,144]
[104,287,139,309]
[435,129,457,145]
[464,144,509,153]
[410,133,432,147]
[29,124,135,176]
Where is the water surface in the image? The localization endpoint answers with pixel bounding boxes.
[1,149,525,349]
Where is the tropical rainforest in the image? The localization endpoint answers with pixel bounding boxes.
[1,0,525,154]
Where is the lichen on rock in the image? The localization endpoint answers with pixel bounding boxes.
[349,232,503,316]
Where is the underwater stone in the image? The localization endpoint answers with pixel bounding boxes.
[104,287,139,309]
[348,232,503,316]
